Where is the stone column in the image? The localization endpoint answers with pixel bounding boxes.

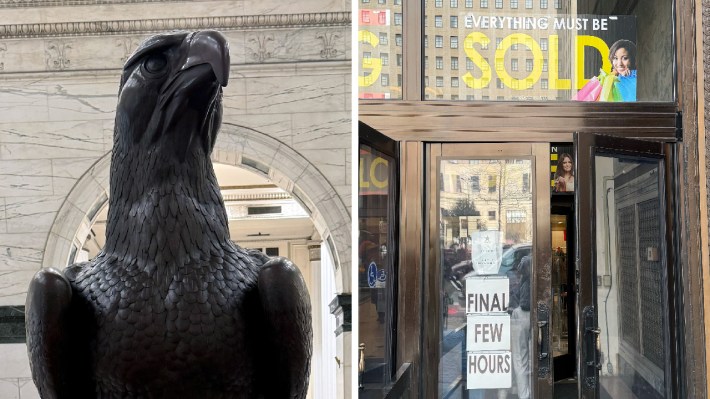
[329,294,351,399]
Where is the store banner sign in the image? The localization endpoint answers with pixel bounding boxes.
[470,230,502,275]
[461,14,637,101]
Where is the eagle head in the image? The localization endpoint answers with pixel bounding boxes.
[114,30,230,162]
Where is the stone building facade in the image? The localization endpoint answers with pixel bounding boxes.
[0,1,351,398]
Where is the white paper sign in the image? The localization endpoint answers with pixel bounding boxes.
[470,230,502,275]
[466,314,511,350]
[465,276,509,314]
[466,351,513,389]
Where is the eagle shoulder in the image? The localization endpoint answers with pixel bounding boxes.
[26,266,93,398]
[255,256,313,399]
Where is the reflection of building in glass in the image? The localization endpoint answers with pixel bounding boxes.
[359,1,404,99]
[440,160,533,247]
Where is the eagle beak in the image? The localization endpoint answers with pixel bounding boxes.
[180,30,230,86]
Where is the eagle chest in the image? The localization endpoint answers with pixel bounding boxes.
[73,263,258,388]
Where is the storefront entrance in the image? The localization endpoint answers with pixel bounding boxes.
[420,137,677,398]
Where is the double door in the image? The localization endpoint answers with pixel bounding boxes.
[424,136,678,398]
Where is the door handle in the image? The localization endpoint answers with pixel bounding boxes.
[537,303,550,378]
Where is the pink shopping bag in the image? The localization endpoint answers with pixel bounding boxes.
[572,76,602,101]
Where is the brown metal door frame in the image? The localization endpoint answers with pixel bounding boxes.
[573,133,678,398]
[421,142,552,398]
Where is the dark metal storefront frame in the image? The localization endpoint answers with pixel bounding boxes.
[358,0,704,397]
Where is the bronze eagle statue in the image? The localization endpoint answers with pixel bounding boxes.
[26,30,312,398]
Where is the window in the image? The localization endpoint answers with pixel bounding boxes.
[495,0,503,8]
[510,0,518,7]
[512,80,519,89]
[540,38,548,50]
[471,176,480,192]
[466,0,473,6]
[511,38,518,50]
[451,77,459,87]
[481,41,489,50]
[450,36,458,49]
[526,58,533,72]
[436,76,444,87]
[482,95,490,100]
[435,0,442,6]
[379,32,388,45]
[363,52,372,65]
[496,37,503,49]
[394,0,401,3]
[466,58,474,70]
[554,0,561,8]
[378,0,386,3]
[381,74,389,86]
[540,0,547,8]
[511,58,518,71]
[488,211,496,221]
[396,34,402,46]
[541,78,548,89]
[381,53,389,66]
[361,11,370,24]
[397,74,402,86]
[451,57,459,70]
[495,58,504,71]
[435,35,443,47]
[522,173,530,192]
[435,15,443,28]
[425,76,429,86]
[488,175,497,192]
[450,16,458,28]
[436,56,443,69]
[506,210,526,223]
[395,13,402,25]
[542,59,548,72]
[362,0,369,2]
[480,0,488,7]
[497,78,504,89]
[451,0,458,7]
[451,95,459,100]
[525,0,532,7]
[425,35,429,47]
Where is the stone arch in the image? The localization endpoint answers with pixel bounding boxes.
[42,124,351,293]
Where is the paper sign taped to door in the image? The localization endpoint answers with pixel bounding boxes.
[466,314,511,351]
[470,230,502,275]
[466,351,512,389]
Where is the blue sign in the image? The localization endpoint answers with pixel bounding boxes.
[367,262,378,288]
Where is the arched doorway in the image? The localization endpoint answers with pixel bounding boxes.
[42,126,348,398]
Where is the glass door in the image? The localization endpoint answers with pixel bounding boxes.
[359,123,399,397]
[424,143,552,399]
[574,133,677,399]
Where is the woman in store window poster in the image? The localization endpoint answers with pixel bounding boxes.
[553,153,575,193]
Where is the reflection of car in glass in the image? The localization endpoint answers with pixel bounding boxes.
[497,243,532,276]
[448,243,532,290]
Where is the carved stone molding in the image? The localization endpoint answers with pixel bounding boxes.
[0,12,351,39]
[0,0,194,7]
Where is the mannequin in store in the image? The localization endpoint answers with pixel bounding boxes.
[553,153,575,192]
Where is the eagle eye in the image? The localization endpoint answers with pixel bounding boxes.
[143,54,167,75]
